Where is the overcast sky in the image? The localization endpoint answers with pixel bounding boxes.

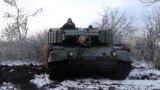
[0,0,154,35]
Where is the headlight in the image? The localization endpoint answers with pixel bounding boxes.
[111,51,117,57]
[68,51,74,56]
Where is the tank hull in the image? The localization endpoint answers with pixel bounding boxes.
[66,58,117,75]
[48,59,132,80]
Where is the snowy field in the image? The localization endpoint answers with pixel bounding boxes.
[1,60,160,90]
[30,61,160,90]
[0,82,20,90]
[0,59,42,66]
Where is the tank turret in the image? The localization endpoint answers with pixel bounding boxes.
[48,28,113,46]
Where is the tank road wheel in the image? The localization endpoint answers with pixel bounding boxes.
[110,61,132,80]
[48,61,66,81]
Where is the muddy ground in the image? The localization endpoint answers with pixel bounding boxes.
[1,62,160,90]
[0,65,44,90]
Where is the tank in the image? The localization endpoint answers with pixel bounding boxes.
[47,28,132,80]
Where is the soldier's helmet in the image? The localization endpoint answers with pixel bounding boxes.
[67,18,72,23]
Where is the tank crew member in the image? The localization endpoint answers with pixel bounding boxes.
[61,18,76,30]
[88,25,93,29]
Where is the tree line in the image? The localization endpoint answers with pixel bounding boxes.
[0,0,160,69]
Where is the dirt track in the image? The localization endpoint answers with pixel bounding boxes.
[0,65,44,90]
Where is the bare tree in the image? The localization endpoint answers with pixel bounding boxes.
[139,6,160,69]
[140,0,160,3]
[26,30,48,61]
[0,29,48,63]
[140,0,160,5]
[2,0,43,41]
[95,8,135,43]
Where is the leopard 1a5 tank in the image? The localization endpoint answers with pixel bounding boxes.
[47,27,132,80]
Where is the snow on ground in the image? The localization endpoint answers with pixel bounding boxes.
[0,82,20,90]
[128,68,160,80]
[0,59,42,66]
[30,74,53,88]
[55,79,160,90]
[30,76,160,90]
[128,61,160,80]
[132,60,149,69]
[30,60,160,90]
[1,60,159,89]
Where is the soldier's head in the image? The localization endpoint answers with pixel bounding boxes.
[67,18,72,23]
[88,25,93,29]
